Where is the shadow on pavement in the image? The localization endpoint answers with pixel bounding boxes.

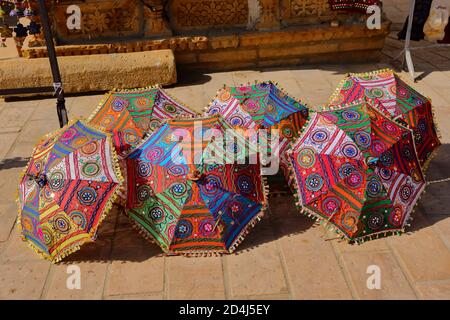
[0,157,30,170]
[54,144,450,262]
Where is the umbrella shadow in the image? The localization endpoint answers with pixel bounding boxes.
[63,192,314,262]
[408,143,450,232]
[62,140,450,262]
[234,194,315,253]
[62,206,164,264]
[0,157,30,170]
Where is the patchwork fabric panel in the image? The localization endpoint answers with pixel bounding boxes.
[125,116,266,253]
[18,121,122,262]
[289,101,426,241]
[329,69,441,166]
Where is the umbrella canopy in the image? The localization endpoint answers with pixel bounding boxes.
[17,120,123,262]
[329,69,441,167]
[206,81,309,192]
[206,81,308,129]
[125,115,267,254]
[289,100,426,241]
[88,86,197,157]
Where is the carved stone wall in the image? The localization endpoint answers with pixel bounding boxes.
[168,0,249,33]
[52,0,144,43]
[24,0,390,72]
[280,0,342,25]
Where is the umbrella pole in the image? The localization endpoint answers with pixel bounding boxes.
[37,0,68,128]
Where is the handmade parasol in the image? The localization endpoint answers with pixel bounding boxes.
[125,115,268,254]
[88,86,197,204]
[89,86,197,157]
[329,69,441,167]
[205,81,309,191]
[17,120,123,262]
[289,99,426,241]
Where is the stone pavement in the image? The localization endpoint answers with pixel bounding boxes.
[1,0,450,297]
[1,38,450,299]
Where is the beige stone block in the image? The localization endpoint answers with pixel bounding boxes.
[105,291,164,299]
[0,261,50,299]
[198,49,257,63]
[175,52,198,64]
[0,104,36,128]
[44,262,108,300]
[259,42,340,59]
[224,222,288,297]
[341,251,416,299]
[339,37,387,52]
[0,133,19,160]
[389,213,450,282]
[0,50,177,95]
[104,246,164,296]
[276,220,353,299]
[166,255,225,299]
[415,281,450,299]
[0,203,18,242]
[210,35,240,50]
[1,227,49,263]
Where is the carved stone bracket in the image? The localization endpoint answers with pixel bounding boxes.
[256,0,281,30]
[143,0,172,37]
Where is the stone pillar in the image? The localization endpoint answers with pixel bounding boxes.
[256,0,281,30]
[143,0,172,37]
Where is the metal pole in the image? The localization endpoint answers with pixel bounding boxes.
[404,0,417,81]
[36,0,68,127]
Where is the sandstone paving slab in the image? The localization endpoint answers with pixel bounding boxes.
[425,216,450,250]
[415,280,450,299]
[163,85,205,113]
[0,227,43,263]
[105,291,164,300]
[0,167,24,207]
[15,119,60,144]
[388,212,450,282]
[104,245,164,297]
[340,251,417,299]
[202,71,236,107]
[43,262,108,300]
[333,237,390,253]
[242,293,291,300]
[0,103,35,129]
[0,260,50,299]
[112,227,156,249]
[0,203,18,242]
[0,132,19,160]
[224,220,289,298]
[68,94,106,119]
[274,220,353,300]
[166,255,226,300]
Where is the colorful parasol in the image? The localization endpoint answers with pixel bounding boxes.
[329,69,441,167]
[17,120,123,262]
[288,99,426,241]
[206,81,308,129]
[205,81,309,191]
[125,115,268,254]
[88,86,197,204]
[88,86,197,157]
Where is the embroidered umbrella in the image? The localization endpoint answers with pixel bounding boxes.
[89,86,197,157]
[89,86,197,204]
[17,120,123,262]
[125,115,267,254]
[205,81,309,191]
[329,69,441,167]
[289,100,426,242]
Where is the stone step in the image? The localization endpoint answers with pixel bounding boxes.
[0,49,176,97]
